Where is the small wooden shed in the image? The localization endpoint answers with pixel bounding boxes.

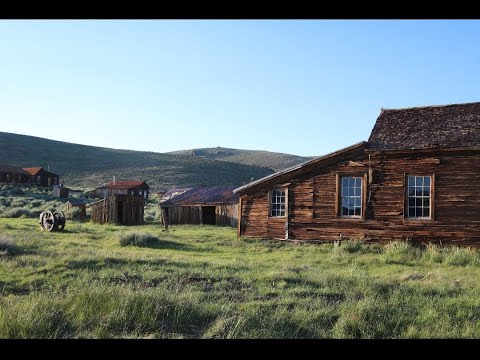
[53,185,69,198]
[66,198,87,220]
[91,194,145,226]
[159,186,239,227]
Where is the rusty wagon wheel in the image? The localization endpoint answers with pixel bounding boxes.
[53,210,66,231]
[41,210,58,232]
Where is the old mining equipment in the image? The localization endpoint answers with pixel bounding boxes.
[39,209,66,232]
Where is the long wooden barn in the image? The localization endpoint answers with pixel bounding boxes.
[234,102,480,245]
[160,186,239,227]
[91,194,145,226]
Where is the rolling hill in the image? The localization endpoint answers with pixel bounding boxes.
[169,147,313,172]
[0,132,311,191]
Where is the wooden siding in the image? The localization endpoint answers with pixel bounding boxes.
[91,194,144,226]
[239,148,480,245]
[160,204,238,227]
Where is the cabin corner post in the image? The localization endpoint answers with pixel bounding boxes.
[237,195,242,239]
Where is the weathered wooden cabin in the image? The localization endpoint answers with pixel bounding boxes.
[23,167,59,187]
[66,198,87,220]
[94,180,149,201]
[0,165,28,184]
[234,102,480,245]
[91,194,144,225]
[160,186,239,227]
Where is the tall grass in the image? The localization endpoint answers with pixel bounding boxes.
[2,218,480,338]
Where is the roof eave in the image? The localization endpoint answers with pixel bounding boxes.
[233,141,367,194]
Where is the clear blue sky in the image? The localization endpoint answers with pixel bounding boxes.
[1,20,479,157]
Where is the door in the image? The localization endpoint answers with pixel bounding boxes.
[202,206,216,225]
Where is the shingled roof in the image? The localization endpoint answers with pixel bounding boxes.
[161,186,239,206]
[368,102,480,151]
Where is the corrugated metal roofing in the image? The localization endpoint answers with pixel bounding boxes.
[161,186,239,206]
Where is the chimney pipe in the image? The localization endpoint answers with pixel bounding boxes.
[113,175,116,185]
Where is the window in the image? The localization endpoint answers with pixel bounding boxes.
[36,175,41,185]
[340,176,363,217]
[270,189,286,217]
[407,175,431,218]
[138,190,143,196]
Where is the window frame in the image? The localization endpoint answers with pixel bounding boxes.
[336,173,367,219]
[269,188,288,218]
[404,173,435,220]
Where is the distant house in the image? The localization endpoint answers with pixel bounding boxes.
[234,102,480,244]
[91,194,144,226]
[0,165,29,184]
[159,186,239,227]
[94,180,149,201]
[23,167,59,187]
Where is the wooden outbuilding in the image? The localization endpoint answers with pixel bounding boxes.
[23,167,59,187]
[66,198,87,220]
[235,102,480,245]
[91,194,145,225]
[160,186,239,227]
[53,184,69,198]
[94,180,149,201]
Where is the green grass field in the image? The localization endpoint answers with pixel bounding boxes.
[1,218,480,338]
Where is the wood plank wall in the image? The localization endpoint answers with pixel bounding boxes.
[240,149,480,244]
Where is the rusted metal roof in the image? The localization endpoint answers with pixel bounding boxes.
[161,186,239,206]
[369,102,480,151]
[23,167,43,175]
[0,165,28,174]
[159,188,192,203]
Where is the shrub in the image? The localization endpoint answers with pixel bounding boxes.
[118,232,159,247]
[65,207,81,220]
[0,236,17,254]
[381,241,420,264]
[2,207,36,218]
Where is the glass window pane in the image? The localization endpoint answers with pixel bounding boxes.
[348,187,355,196]
[342,177,348,188]
[348,177,355,187]
[423,207,430,217]
[355,207,361,216]
[408,198,415,207]
[424,198,430,207]
[416,177,423,187]
[408,207,416,217]
[424,177,431,186]
[423,187,430,197]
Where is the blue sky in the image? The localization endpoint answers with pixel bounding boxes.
[1,20,479,157]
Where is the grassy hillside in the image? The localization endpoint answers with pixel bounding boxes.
[2,218,480,338]
[0,132,274,191]
[169,147,313,172]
